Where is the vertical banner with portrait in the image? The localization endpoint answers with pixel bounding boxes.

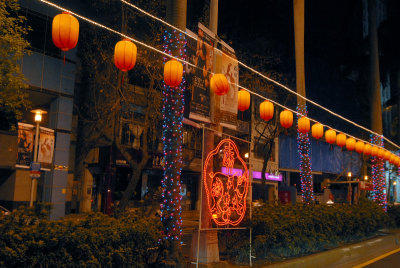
[16,122,34,168]
[215,41,239,129]
[185,24,216,123]
[37,127,55,170]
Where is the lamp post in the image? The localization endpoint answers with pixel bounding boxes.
[29,109,47,207]
[393,181,397,203]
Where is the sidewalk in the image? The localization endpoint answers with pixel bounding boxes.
[263,229,400,268]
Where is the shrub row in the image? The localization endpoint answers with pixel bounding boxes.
[0,205,161,268]
[219,198,391,265]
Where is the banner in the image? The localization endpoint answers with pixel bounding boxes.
[216,41,238,129]
[16,123,34,168]
[185,24,216,123]
[37,126,55,170]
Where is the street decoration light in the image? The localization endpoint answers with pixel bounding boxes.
[29,109,47,207]
[355,141,365,154]
[238,89,250,112]
[311,123,323,140]
[298,116,310,134]
[324,129,336,145]
[114,39,137,72]
[336,133,347,148]
[210,73,229,96]
[260,100,274,121]
[280,110,293,128]
[164,59,183,87]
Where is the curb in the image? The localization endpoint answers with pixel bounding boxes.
[263,230,400,268]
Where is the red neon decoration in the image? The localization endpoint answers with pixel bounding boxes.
[203,139,249,226]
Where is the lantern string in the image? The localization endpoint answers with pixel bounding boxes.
[38,0,400,151]
[120,0,400,150]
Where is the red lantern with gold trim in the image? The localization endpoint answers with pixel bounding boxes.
[298,117,310,133]
[280,110,293,128]
[164,59,183,87]
[355,141,365,154]
[325,129,336,144]
[311,123,324,139]
[336,133,346,147]
[346,138,356,151]
[238,90,250,111]
[210,73,229,96]
[52,12,79,51]
[114,39,137,72]
[260,100,274,121]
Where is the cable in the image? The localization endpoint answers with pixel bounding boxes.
[38,0,399,151]
[121,0,400,150]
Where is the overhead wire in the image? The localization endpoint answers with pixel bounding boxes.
[38,0,398,151]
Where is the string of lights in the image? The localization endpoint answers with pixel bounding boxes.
[119,0,400,151]
[160,30,186,242]
[371,135,386,210]
[297,105,314,204]
[38,0,399,152]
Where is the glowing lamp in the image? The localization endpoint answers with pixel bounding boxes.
[325,129,336,144]
[52,12,79,51]
[355,141,365,154]
[377,148,385,158]
[210,73,229,96]
[346,138,356,151]
[114,39,137,72]
[371,146,378,157]
[311,123,324,139]
[31,109,47,123]
[280,110,293,128]
[336,133,346,147]
[260,100,274,121]
[238,90,251,111]
[363,144,372,156]
[298,117,310,133]
[164,59,183,87]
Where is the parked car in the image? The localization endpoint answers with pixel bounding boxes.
[0,205,10,216]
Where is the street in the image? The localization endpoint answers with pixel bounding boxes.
[354,248,400,268]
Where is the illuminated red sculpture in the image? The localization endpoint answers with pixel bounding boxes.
[203,139,249,226]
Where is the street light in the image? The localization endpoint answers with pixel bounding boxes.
[347,172,352,179]
[364,175,368,181]
[29,109,47,207]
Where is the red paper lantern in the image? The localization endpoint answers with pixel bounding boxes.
[363,144,372,156]
[336,133,346,147]
[52,12,79,51]
[280,110,293,128]
[260,100,274,121]
[114,39,137,72]
[346,138,356,151]
[210,73,229,96]
[238,90,251,111]
[325,129,336,144]
[164,59,183,87]
[311,123,324,139]
[355,141,365,154]
[298,117,310,133]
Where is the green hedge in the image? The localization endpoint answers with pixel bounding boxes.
[219,198,391,265]
[387,205,400,227]
[0,205,161,268]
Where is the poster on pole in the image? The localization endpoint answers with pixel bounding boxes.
[215,41,238,129]
[185,24,216,123]
[16,122,34,168]
[37,126,55,170]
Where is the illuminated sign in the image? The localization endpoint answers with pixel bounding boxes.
[221,167,282,181]
[203,139,249,226]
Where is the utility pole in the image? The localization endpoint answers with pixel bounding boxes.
[293,0,313,204]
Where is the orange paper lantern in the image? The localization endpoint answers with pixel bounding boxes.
[370,146,378,157]
[346,138,356,151]
[336,133,347,147]
[355,141,365,154]
[114,39,137,72]
[325,129,336,144]
[260,100,274,121]
[298,117,310,133]
[280,110,293,128]
[210,73,229,96]
[52,12,79,51]
[377,148,385,158]
[396,157,400,167]
[164,59,183,87]
[363,144,372,156]
[238,90,251,111]
[384,150,391,161]
[311,123,324,139]
[389,154,396,164]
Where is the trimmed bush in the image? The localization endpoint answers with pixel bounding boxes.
[0,206,161,267]
[219,198,390,265]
